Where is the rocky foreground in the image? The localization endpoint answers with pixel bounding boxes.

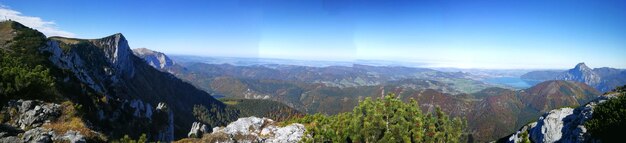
[180,117,306,143]
[503,93,620,143]
[0,100,94,143]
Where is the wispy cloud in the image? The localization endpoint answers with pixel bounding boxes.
[0,5,75,37]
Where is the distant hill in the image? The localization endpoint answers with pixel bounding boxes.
[521,63,626,92]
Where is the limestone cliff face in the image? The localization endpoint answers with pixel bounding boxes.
[89,33,136,77]
[132,48,174,71]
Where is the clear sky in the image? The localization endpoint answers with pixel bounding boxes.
[1,0,625,69]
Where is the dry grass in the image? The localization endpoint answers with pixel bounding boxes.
[42,101,106,141]
[175,132,231,143]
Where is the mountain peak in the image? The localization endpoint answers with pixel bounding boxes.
[574,62,589,70]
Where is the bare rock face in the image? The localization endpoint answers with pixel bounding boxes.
[0,100,88,143]
[21,127,54,143]
[56,130,86,143]
[1,100,61,130]
[89,33,135,77]
[187,122,208,138]
[529,108,574,143]
[199,117,306,143]
[506,95,616,143]
[132,48,174,70]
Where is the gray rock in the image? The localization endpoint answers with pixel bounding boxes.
[0,136,22,143]
[206,117,306,143]
[3,100,61,130]
[529,108,573,143]
[56,130,86,143]
[188,122,208,138]
[22,127,55,143]
[132,48,175,70]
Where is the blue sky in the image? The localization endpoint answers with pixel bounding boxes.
[1,0,625,69]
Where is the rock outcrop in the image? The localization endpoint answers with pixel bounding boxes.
[0,100,88,143]
[132,48,174,70]
[1,100,61,130]
[195,117,306,143]
[187,122,208,138]
[505,94,618,143]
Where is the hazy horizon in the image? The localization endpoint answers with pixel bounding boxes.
[1,0,625,69]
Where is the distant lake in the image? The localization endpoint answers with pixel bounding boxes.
[483,77,533,89]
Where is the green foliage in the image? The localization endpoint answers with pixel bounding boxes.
[113,134,147,143]
[220,98,303,121]
[287,93,466,143]
[192,104,240,127]
[0,51,55,104]
[584,88,626,142]
[520,130,530,143]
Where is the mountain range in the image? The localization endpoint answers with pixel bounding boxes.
[133,48,606,142]
[1,20,622,142]
[521,63,626,92]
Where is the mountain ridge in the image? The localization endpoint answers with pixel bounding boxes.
[0,21,239,141]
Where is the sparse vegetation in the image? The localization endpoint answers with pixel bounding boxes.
[112,134,147,143]
[43,101,107,142]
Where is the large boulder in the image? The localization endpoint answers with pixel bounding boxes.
[199,116,306,143]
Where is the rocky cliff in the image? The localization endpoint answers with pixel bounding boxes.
[132,48,174,71]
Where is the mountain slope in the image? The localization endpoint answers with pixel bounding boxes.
[0,21,239,141]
